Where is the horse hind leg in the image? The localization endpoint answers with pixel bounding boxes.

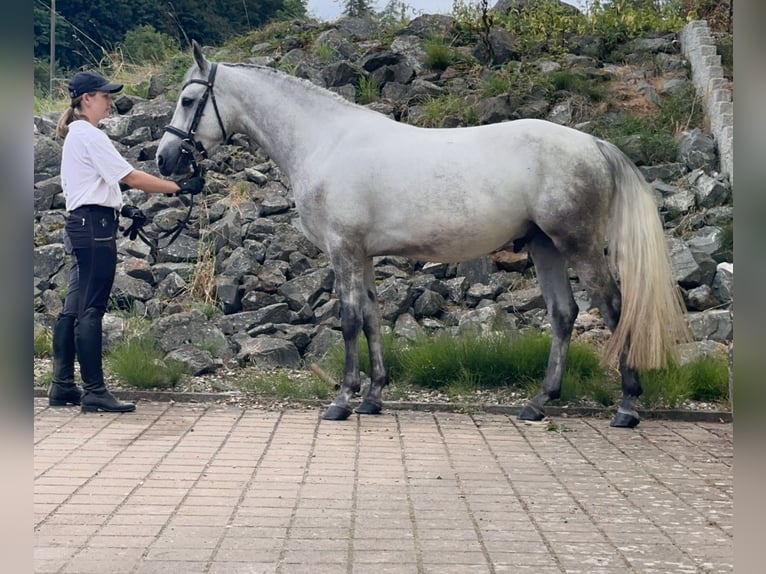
[569,253,642,428]
[354,261,388,415]
[519,232,579,421]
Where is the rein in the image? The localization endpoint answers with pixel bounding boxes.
[133,63,228,258]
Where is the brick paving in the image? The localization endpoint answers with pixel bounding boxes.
[34,398,733,574]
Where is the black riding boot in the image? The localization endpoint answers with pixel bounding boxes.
[48,314,82,406]
[76,308,135,413]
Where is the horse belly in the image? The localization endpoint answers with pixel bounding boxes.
[366,206,530,262]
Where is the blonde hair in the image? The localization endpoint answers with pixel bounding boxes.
[55,95,85,139]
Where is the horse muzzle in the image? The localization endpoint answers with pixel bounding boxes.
[156,147,194,177]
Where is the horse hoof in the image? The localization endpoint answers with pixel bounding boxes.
[611,410,640,428]
[323,404,353,421]
[518,404,545,421]
[355,398,382,415]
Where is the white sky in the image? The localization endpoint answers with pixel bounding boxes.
[306,0,586,22]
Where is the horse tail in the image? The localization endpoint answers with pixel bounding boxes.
[597,139,690,370]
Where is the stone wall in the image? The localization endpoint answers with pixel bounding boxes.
[679,20,733,184]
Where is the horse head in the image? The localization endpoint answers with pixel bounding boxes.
[156,40,228,177]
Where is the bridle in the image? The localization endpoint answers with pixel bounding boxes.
[163,62,228,165]
[132,63,228,258]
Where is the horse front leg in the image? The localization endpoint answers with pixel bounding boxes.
[323,253,365,421]
[355,260,388,415]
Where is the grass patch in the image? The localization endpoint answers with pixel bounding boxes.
[105,335,186,389]
[314,42,337,64]
[235,370,334,401]
[548,70,605,102]
[318,328,729,410]
[588,83,703,164]
[481,72,511,98]
[320,329,607,392]
[639,355,730,409]
[419,95,476,127]
[423,36,454,71]
[357,74,381,105]
[34,329,53,358]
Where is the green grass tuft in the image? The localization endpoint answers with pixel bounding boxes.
[235,370,334,401]
[321,329,606,391]
[34,330,53,358]
[105,335,185,389]
[319,328,729,410]
[640,355,730,408]
[423,37,454,71]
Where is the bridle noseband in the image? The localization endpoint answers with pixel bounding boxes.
[131,63,229,258]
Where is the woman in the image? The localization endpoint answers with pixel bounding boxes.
[50,70,205,413]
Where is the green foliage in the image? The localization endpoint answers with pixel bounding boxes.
[34,330,53,358]
[121,25,180,64]
[500,0,588,56]
[451,0,485,29]
[321,329,607,392]
[502,61,550,101]
[586,0,686,52]
[160,53,195,100]
[481,72,511,97]
[341,0,374,17]
[357,74,381,104]
[640,355,730,408]
[548,70,605,101]
[319,329,730,410]
[34,58,53,99]
[587,82,703,164]
[235,370,333,400]
[278,0,309,20]
[419,94,477,128]
[479,0,688,58]
[545,421,573,432]
[314,42,337,63]
[377,0,412,31]
[423,37,454,71]
[657,81,704,132]
[34,0,305,72]
[686,355,730,402]
[105,335,185,389]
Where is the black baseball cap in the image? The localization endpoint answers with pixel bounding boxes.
[68,70,123,98]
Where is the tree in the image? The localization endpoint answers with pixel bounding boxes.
[33,0,308,74]
[340,0,374,18]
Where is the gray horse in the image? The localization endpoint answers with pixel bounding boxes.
[157,41,689,428]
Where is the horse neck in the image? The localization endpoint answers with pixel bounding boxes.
[224,65,377,176]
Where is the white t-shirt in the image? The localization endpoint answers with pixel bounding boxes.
[61,120,134,211]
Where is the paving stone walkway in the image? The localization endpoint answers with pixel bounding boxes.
[34,398,733,574]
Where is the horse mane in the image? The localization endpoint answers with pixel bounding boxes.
[224,62,376,113]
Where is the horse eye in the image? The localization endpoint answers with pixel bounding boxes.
[181,97,194,107]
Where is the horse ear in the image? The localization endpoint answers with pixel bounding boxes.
[191,39,209,73]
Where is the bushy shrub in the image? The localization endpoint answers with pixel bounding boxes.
[587,0,686,51]
[423,36,454,71]
[121,25,179,64]
[500,0,588,55]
